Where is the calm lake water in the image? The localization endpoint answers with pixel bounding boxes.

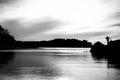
[0,48,120,80]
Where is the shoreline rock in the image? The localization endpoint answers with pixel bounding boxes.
[90,40,120,67]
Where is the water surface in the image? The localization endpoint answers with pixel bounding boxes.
[0,48,120,80]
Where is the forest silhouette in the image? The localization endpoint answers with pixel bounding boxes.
[0,25,92,50]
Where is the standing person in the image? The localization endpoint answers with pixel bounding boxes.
[106,36,111,45]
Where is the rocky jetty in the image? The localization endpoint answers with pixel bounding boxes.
[90,37,120,67]
[90,41,107,58]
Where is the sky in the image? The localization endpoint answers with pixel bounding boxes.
[0,0,120,44]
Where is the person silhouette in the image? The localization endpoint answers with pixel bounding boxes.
[106,36,111,45]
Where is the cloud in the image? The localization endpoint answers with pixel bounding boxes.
[1,18,63,40]
[0,0,19,6]
[105,0,120,20]
[0,0,23,14]
[110,34,120,40]
[0,0,13,4]
[109,23,120,27]
[110,12,120,20]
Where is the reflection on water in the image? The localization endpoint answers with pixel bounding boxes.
[0,48,120,80]
[0,52,14,66]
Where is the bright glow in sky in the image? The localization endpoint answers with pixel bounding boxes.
[0,0,120,43]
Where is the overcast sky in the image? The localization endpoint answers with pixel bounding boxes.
[0,0,120,43]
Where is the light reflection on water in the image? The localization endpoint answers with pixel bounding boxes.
[0,48,120,80]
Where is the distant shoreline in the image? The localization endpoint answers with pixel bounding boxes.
[0,47,91,52]
[0,25,92,50]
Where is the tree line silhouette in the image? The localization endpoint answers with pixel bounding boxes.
[0,25,92,50]
[0,25,15,49]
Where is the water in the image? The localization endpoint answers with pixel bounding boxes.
[0,48,120,80]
